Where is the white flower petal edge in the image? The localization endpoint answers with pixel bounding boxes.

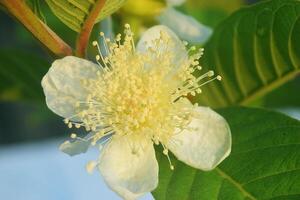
[168,106,231,171]
[59,139,90,156]
[137,25,183,51]
[136,25,187,69]
[136,25,191,84]
[98,137,158,200]
[157,8,212,44]
[59,132,96,156]
[41,56,98,119]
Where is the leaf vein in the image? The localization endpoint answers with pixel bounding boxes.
[243,168,300,186]
[216,168,257,200]
[232,143,300,155]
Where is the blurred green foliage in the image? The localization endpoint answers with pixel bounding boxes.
[0,49,48,101]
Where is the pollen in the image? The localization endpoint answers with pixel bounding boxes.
[64,25,222,169]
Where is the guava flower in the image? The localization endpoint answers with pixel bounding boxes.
[41,25,231,200]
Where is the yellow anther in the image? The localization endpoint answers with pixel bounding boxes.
[75,124,81,128]
[163,149,169,155]
[92,41,97,46]
[124,24,130,28]
[208,70,214,77]
[68,122,72,129]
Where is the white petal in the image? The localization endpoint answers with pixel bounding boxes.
[98,136,158,200]
[59,139,90,156]
[166,0,185,6]
[99,16,114,57]
[137,25,187,63]
[157,8,213,44]
[41,56,98,119]
[59,132,96,156]
[168,107,231,171]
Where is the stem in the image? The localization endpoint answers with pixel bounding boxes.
[75,0,106,58]
[0,0,72,57]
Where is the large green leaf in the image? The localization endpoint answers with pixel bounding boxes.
[0,49,49,101]
[152,107,300,199]
[195,0,300,108]
[45,0,126,32]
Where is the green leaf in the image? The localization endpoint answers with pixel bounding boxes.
[195,0,300,108]
[45,0,126,32]
[25,0,46,22]
[0,49,49,101]
[153,107,300,200]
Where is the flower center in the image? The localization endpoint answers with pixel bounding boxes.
[64,25,221,166]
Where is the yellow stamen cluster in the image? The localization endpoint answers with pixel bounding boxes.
[64,24,221,169]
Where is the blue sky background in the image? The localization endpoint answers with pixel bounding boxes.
[0,139,153,200]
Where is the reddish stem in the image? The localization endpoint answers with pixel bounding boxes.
[0,0,72,57]
[75,0,106,58]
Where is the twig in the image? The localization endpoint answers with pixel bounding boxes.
[75,0,106,58]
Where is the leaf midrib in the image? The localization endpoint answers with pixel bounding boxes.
[239,69,300,105]
[215,168,257,200]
